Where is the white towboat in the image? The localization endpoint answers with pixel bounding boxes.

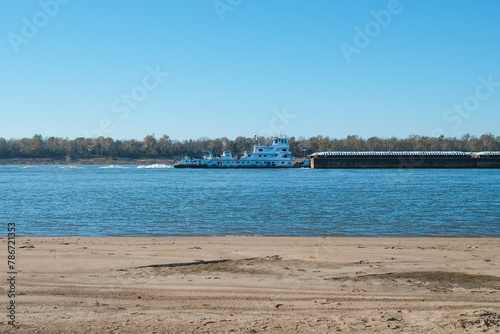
[174,135,295,168]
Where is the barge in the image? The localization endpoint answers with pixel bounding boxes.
[309,151,500,169]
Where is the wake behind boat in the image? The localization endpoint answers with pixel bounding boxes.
[174,135,295,168]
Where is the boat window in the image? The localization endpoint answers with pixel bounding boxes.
[259,149,263,151]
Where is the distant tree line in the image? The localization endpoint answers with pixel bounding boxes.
[0,133,499,160]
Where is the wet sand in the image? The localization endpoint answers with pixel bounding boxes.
[1,236,499,333]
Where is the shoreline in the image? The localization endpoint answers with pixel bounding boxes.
[15,234,500,238]
[2,236,499,333]
[0,157,177,165]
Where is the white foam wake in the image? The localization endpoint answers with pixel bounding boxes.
[99,165,128,169]
[58,166,84,169]
[137,164,173,169]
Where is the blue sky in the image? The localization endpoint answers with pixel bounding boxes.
[1,0,500,141]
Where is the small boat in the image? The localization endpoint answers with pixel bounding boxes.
[174,135,295,168]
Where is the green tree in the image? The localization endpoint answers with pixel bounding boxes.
[142,135,158,156]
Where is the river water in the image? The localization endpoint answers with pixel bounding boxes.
[1,165,499,237]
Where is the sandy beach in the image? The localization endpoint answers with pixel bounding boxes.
[1,236,499,333]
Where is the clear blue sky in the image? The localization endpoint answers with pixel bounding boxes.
[1,0,500,141]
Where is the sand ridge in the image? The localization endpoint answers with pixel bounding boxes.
[1,236,499,333]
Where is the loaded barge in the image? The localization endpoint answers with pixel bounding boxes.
[309,151,500,169]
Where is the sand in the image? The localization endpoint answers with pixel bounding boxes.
[1,236,499,333]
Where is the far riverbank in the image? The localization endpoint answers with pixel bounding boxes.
[0,157,177,165]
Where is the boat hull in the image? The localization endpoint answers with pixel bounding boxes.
[173,164,294,168]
